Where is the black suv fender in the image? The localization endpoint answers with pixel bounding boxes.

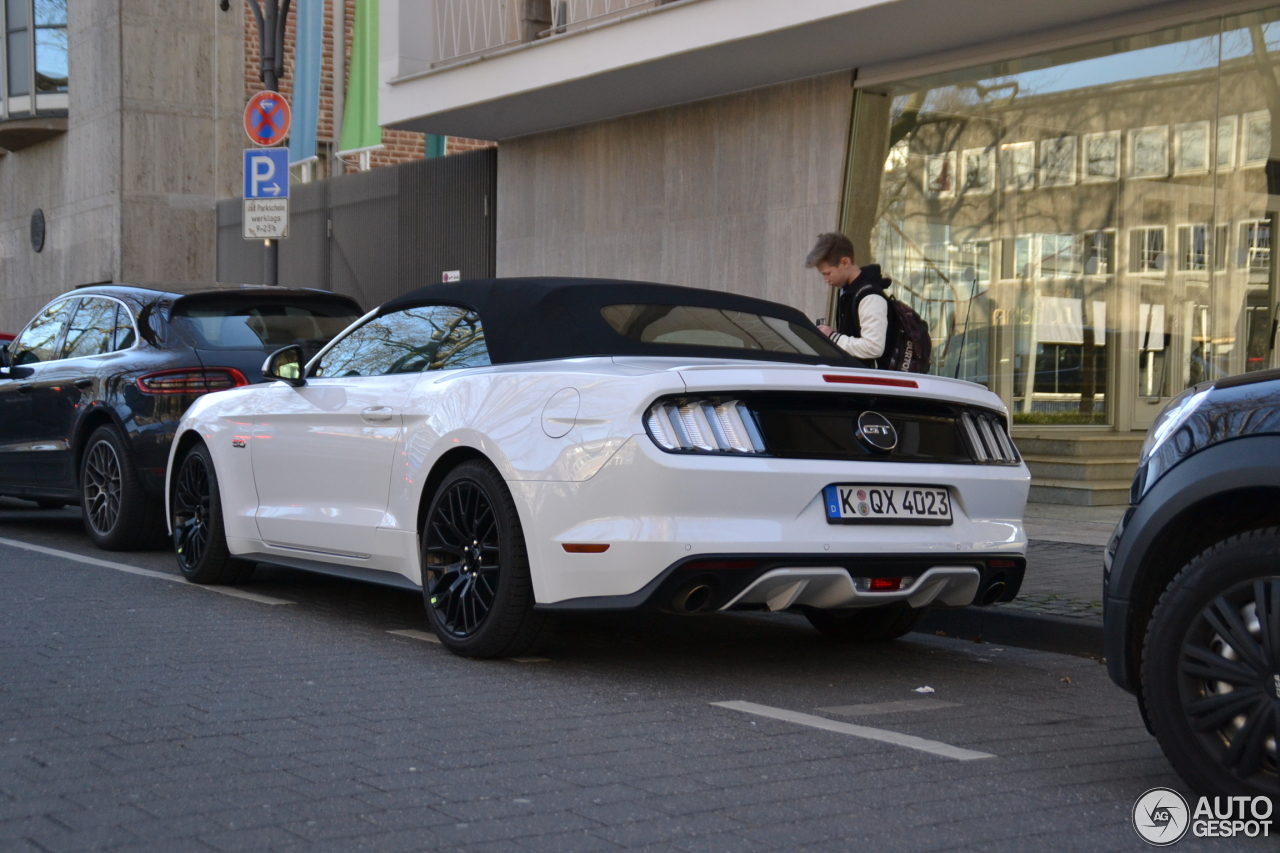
[1105,434,1280,694]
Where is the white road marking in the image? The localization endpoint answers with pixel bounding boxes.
[0,536,294,605]
[817,698,960,717]
[387,629,441,644]
[711,700,994,761]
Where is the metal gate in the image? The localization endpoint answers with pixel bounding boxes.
[216,148,497,309]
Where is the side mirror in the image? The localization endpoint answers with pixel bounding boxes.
[263,345,306,386]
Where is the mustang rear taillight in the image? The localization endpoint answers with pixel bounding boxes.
[959,410,1020,464]
[136,368,249,395]
[645,398,767,454]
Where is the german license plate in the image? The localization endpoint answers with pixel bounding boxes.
[823,484,953,525]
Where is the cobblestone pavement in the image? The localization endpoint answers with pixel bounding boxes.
[0,502,1254,853]
[997,541,1104,621]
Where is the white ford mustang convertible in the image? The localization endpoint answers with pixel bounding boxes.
[167,278,1030,657]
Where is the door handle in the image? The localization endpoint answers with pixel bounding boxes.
[16,384,31,394]
[361,406,394,423]
[74,378,93,389]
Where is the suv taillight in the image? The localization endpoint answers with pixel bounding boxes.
[136,368,249,395]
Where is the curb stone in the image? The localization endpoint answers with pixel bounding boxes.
[915,605,1103,658]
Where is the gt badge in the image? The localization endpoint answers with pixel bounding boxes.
[856,411,898,453]
[232,438,247,448]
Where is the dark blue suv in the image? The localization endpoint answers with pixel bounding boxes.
[1105,368,1280,798]
[0,284,362,550]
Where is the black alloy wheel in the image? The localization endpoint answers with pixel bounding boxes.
[425,478,501,638]
[169,443,253,585]
[83,437,123,536]
[80,425,164,550]
[1144,528,1280,797]
[421,460,549,658]
[173,451,212,573]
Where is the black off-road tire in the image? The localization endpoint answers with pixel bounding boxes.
[80,425,165,550]
[1142,528,1280,798]
[803,602,924,642]
[420,460,551,658]
[170,442,254,585]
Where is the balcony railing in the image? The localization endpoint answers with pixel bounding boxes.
[432,0,678,69]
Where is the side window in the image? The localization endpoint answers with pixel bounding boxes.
[61,298,119,360]
[10,299,76,365]
[313,305,490,378]
[112,305,137,351]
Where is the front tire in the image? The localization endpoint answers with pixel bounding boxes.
[803,602,924,642]
[170,443,254,585]
[80,425,164,550]
[1142,528,1280,798]
[421,460,549,658]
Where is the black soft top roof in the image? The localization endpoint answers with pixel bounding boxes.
[379,277,856,366]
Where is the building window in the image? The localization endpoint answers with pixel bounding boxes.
[1130,227,1167,274]
[1083,230,1115,275]
[1241,221,1271,276]
[33,0,66,94]
[1178,224,1209,271]
[1,0,66,115]
[1039,234,1079,278]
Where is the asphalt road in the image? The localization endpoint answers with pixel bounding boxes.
[0,500,1254,852]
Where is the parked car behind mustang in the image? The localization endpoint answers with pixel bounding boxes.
[1105,368,1280,797]
[0,285,362,550]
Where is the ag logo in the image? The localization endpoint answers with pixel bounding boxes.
[856,411,897,453]
[1133,787,1189,846]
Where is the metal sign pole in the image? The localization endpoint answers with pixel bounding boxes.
[235,0,292,285]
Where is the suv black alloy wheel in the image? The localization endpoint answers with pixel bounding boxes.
[80,425,164,550]
[1143,528,1280,797]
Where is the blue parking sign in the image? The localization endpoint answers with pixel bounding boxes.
[244,149,290,200]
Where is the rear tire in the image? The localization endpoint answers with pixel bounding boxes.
[803,602,924,642]
[170,442,254,585]
[80,425,164,550]
[421,460,550,658]
[1142,528,1280,798]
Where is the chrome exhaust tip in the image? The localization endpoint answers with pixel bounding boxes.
[671,583,715,613]
[980,580,1007,606]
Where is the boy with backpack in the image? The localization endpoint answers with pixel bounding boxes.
[805,232,930,373]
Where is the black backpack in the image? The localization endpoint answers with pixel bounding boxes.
[881,293,932,374]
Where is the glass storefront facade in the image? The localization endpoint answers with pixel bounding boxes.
[851,8,1280,429]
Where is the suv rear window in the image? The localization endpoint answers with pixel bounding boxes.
[601,304,842,358]
[171,298,361,350]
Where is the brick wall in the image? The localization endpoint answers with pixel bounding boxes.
[242,0,494,173]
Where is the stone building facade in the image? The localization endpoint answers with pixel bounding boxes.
[0,0,494,334]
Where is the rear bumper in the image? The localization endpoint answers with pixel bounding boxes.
[517,437,1030,605]
[534,552,1025,614]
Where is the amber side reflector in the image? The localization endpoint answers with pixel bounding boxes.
[562,543,609,553]
[823,374,919,389]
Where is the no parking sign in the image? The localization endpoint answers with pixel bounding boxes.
[244,91,291,147]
